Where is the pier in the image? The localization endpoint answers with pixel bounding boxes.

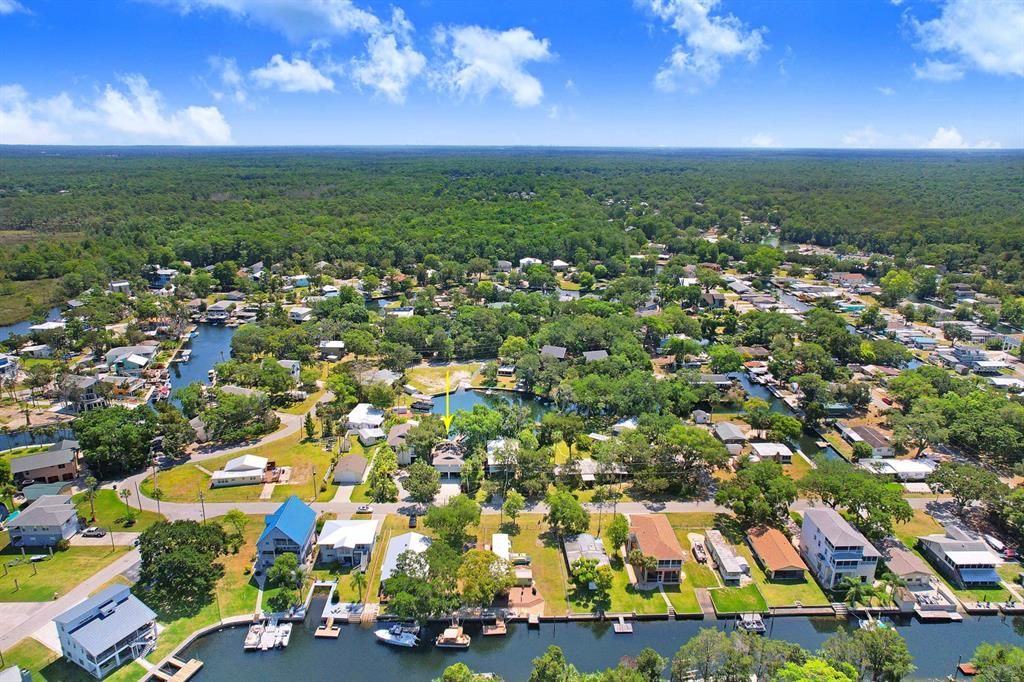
[149,657,203,682]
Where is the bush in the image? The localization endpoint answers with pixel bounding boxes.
[55,538,70,551]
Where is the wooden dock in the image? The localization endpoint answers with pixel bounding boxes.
[482,618,507,636]
[527,613,540,628]
[315,616,341,638]
[613,615,633,634]
[150,657,203,682]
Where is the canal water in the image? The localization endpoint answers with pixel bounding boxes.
[429,387,554,422]
[181,615,1024,681]
[0,306,62,342]
[168,324,237,404]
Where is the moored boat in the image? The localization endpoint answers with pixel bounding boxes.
[737,613,766,633]
[374,625,419,648]
[435,625,471,649]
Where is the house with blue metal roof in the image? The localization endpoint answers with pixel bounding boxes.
[256,495,316,569]
[55,584,156,679]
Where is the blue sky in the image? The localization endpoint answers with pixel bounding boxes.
[1,0,1021,147]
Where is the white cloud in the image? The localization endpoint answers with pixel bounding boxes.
[842,126,888,147]
[250,54,335,92]
[432,26,553,107]
[164,0,380,39]
[748,133,777,147]
[208,56,248,103]
[908,0,1024,79]
[877,86,895,96]
[642,0,765,91]
[923,125,1002,149]
[0,0,27,15]
[913,58,965,82]
[0,76,232,145]
[351,33,426,102]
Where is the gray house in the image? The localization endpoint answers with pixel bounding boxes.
[256,496,317,569]
[6,495,80,547]
[56,584,156,679]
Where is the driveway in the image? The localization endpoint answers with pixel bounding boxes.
[70,532,139,547]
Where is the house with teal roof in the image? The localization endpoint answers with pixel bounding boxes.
[256,496,316,569]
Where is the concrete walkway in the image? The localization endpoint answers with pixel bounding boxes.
[0,549,141,653]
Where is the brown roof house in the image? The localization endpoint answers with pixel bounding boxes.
[626,514,686,584]
[747,526,807,581]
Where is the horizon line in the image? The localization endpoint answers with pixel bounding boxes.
[1,144,1021,152]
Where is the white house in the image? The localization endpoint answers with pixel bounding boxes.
[210,454,268,488]
[918,526,1001,590]
[387,420,418,465]
[319,340,346,360]
[800,508,879,589]
[5,495,80,547]
[518,257,542,269]
[860,458,937,482]
[317,519,379,567]
[749,442,794,464]
[346,403,385,430]
[0,354,18,380]
[56,585,157,679]
[277,359,301,383]
[705,529,749,586]
[380,533,432,587]
[288,306,313,323]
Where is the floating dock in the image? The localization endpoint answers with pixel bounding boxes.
[527,613,540,628]
[315,616,341,638]
[482,618,507,636]
[613,615,633,634]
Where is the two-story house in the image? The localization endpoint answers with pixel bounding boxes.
[56,584,157,679]
[626,514,686,584]
[6,495,81,547]
[316,519,379,567]
[256,496,316,569]
[918,526,1001,590]
[10,440,81,485]
[800,508,879,589]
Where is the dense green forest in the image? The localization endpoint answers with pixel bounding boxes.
[1,148,1022,306]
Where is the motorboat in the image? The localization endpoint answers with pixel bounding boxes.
[375,624,419,648]
[737,613,766,633]
[243,622,264,650]
[277,622,292,647]
[435,625,471,649]
[858,615,892,631]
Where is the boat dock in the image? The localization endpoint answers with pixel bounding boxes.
[527,613,540,628]
[315,616,341,638]
[482,618,507,636]
[613,615,633,634]
[149,657,203,682]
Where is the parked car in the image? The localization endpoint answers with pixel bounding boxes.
[81,527,107,538]
[408,513,417,528]
[356,504,373,514]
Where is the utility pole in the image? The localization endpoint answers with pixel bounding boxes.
[198,491,207,523]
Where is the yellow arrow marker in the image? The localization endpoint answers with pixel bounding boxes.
[442,370,454,434]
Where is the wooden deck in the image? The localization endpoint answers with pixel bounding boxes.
[150,657,204,682]
[315,616,341,638]
[612,615,633,634]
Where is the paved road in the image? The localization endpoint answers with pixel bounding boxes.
[0,549,141,653]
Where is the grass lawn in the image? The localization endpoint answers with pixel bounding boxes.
[894,509,944,549]
[476,514,569,617]
[1,444,50,459]
[822,431,854,460]
[73,489,166,532]
[146,513,262,662]
[404,363,483,394]
[365,514,435,603]
[709,584,768,614]
[0,533,130,602]
[141,431,336,504]
[783,453,813,481]
[0,636,151,682]
[735,544,828,607]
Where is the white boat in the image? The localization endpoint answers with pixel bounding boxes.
[243,623,264,650]
[859,615,892,631]
[374,625,419,648]
[737,613,766,633]
[277,622,292,648]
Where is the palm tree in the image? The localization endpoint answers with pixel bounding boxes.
[118,488,134,522]
[150,487,164,516]
[838,576,875,607]
[84,476,99,521]
[351,570,367,602]
[877,571,907,606]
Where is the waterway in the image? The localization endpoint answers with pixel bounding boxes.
[429,387,555,422]
[181,615,1024,681]
[167,324,237,400]
[0,306,63,342]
